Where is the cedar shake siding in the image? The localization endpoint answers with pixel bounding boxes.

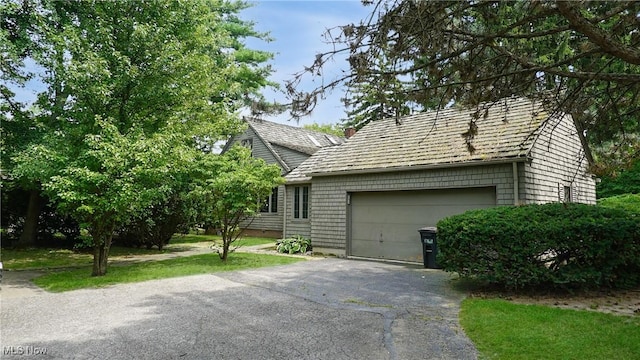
[522,113,596,204]
[223,118,344,237]
[309,164,515,251]
[284,184,312,239]
[286,97,596,256]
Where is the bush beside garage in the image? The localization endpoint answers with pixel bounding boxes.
[436,196,640,291]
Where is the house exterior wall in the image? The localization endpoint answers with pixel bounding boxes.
[522,114,596,204]
[309,164,516,253]
[241,184,285,237]
[283,184,312,239]
[233,128,282,167]
[230,128,285,234]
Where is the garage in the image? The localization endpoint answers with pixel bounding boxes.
[348,187,496,262]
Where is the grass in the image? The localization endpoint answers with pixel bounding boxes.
[460,298,640,360]
[170,233,276,247]
[2,236,277,270]
[1,246,171,270]
[2,248,92,270]
[33,252,303,292]
[170,233,220,244]
[235,236,278,247]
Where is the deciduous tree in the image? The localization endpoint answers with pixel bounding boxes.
[6,0,274,275]
[302,123,345,137]
[192,146,283,261]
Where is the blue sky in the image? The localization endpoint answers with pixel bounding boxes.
[11,1,371,127]
[241,1,371,126]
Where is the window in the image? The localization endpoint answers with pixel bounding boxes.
[293,186,309,219]
[564,185,572,203]
[260,187,278,213]
[302,186,309,218]
[240,138,253,155]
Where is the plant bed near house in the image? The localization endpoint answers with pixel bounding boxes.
[276,235,312,254]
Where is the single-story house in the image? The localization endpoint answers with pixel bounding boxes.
[283,97,596,262]
[222,117,344,237]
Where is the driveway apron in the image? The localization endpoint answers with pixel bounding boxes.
[1,258,477,359]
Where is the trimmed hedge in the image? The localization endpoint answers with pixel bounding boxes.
[598,194,640,216]
[437,203,640,290]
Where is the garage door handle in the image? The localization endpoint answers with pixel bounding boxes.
[379,234,383,243]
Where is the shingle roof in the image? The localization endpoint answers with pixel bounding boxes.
[307,97,548,176]
[284,146,342,183]
[245,118,344,155]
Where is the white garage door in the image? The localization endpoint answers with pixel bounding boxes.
[349,187,496,262]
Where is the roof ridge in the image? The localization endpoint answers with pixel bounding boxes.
[244,117,344,139]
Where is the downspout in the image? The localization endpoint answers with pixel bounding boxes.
[512,162,520,205]
[282,185,287,239]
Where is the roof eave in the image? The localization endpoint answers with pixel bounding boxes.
[309,156,531,177]
[284,178,312,184]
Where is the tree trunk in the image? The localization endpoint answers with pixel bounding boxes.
[92,244,107,276]
[220,231,230,261]
[16,189,41,248]
[91,228,114,276]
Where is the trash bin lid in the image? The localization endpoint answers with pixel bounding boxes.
[418,226,437,233]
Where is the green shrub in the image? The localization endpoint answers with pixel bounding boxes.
[598,194,640,216]
[437,203,640,290]
[596,159,640,198]
[276,235,311,254]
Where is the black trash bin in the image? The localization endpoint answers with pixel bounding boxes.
[418,227,440,269]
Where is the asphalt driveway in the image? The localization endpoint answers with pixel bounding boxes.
[1,258,477,359]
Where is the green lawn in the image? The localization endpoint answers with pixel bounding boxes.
[169,233,220,244]
[1,236,277,270]
[170,233,276,247]
[461,298,640,360]
[235,236,278,247]
[1,246,170,270]
[33,252,303,292]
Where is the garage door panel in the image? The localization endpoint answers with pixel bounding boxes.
[350,187,496,262]
[352,190,495,206]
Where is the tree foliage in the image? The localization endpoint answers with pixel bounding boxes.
[192,146,284,261]
[3,0,274,275]
[596,158,640,198]
[287,0,640,174]
[302,123,345,137]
